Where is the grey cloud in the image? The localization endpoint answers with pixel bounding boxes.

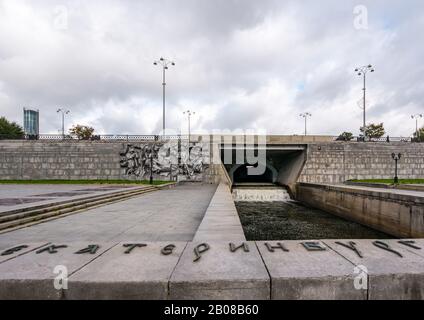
[0,0,424,136]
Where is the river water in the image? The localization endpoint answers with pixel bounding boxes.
[233,187,392,240]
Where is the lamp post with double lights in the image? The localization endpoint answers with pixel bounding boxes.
[299,112,311,136]
[154,57,175,138]
[411,114,423,141]
[57,108,70,139]
[391,153,402,184]
[354,65,375,140]
[183,110,195,143]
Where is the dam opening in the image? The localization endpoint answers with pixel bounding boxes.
[221,143,392,241]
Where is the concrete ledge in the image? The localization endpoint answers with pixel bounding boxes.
[257,241,366,300]
[0,239,423,300]
[66,242,186,300]
[169,241,269,300]
[0,242,49,264]
[0,242,117,300]
[193,183,245,241]
[324,239,424,300]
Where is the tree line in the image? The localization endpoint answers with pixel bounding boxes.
[0,117,96,140]
[1,115,424,141]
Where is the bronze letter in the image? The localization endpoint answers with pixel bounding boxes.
[74,245,100,255]
[372,241,403,258]
[193,243,210,262]
[302,241,327,251]
[161,244,176,255]
[1,245,28,256]
[398,240,421,250]
[123,243,147,254]
[335,241,363,258]
[264,242,289,253]
[36,245,67,254]
[229,243,250,253]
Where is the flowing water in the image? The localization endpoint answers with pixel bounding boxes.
[233,186,392,240]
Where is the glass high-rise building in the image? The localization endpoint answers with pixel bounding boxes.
[23,108,39,136]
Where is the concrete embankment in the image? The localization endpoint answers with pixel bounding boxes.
[296,183,424,238]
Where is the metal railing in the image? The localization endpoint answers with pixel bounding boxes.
[334,136,412,142]
[0,133,415,143]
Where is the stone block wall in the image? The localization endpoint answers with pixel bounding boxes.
[0,141,219,182]
[1,140,424,183]
[298,142,424,183]
[0,141,124,180]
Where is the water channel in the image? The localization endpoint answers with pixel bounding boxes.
[233,186,392,240]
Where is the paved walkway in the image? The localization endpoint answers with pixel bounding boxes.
[0,183,217,245]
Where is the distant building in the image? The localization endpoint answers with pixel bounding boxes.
[23,108,39,136]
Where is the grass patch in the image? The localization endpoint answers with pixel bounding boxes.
[349,179,424,185]
[0,179,171,186]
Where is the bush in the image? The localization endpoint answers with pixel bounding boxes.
[336,132,353,141]
[69,125,95,140]
[362,123,385,139]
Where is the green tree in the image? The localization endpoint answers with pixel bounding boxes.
[336,132,353,141]
[413,127,424,142]
[69,125,95,140]
[363,123,385,139]
[0,116,24,139]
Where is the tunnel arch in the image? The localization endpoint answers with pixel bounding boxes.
[228,162,279,184]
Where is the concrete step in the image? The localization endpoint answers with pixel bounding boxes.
[0,186,157,224]
[0,186,162,232]
[0,186,158,218]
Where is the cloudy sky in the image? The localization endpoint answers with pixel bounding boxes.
[0,0,423,136]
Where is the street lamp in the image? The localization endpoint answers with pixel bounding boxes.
[355,65,375,140]
[299,112,312,136]
[57,108,70,139]
[411,114,423,141]
[154,57,175,138]
[391,153,402,184]
[183,110,195,143]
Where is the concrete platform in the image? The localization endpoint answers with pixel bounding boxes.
[193,184,246,241]
[66,242,186,300]
[257,241,366,300]
[169,241,269,300]
[324,239,424,300]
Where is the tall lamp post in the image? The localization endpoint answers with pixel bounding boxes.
[183,110,195,143]
[391,153,402,184]
[299,112,311,136]
[154,57,175,138]
[355,65,375,140]
[57,108,70,139]
[411,114,423,141]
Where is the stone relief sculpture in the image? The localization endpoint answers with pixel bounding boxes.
[119,142,208,180]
